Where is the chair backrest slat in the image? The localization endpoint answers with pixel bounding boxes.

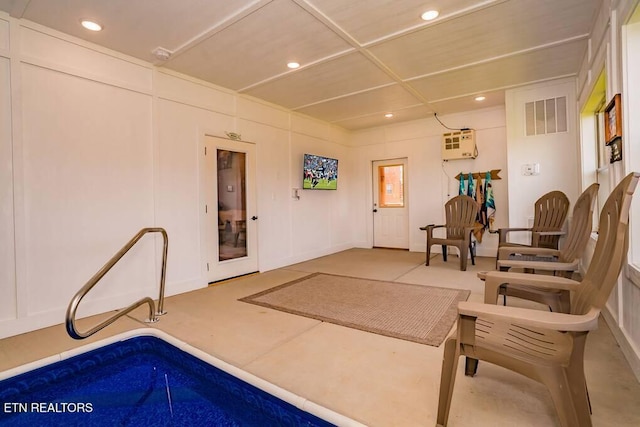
[559,183,599,262]
[532,190,570,248]
[572,173,639,315]
[445,195,478,239]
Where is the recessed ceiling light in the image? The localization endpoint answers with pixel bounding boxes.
[80,20,102,31]
[385,113,394,118]
[475,96,486,101]
[287,62,300,69]
[421,10,439,21]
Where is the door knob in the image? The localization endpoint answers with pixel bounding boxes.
[251,216,258,220]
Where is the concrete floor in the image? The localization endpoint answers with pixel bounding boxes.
[1,248,639,426]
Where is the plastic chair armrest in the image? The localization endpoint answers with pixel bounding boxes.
[498,227,532,243]
[457,302,599,331]
[534,231,566,236]
[498,246,560,258]
[496,259,579,272]
[420,224,445,231]
[483,270,581,304]
[484,270,580,289]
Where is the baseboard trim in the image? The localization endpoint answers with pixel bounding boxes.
[601,308,640,382]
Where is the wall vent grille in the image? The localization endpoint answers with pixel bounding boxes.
[525,96,567,136]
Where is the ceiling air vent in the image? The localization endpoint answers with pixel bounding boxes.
[525,96,567,136]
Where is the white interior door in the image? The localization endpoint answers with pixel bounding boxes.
[372,158,409,248]
[202,136,258,282]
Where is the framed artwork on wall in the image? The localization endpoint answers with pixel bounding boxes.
[604,93,622,146]
[610,138,622,163]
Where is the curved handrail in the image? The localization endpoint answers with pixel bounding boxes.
[65,227,168,339]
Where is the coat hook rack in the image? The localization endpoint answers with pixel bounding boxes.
[455,169,501,181]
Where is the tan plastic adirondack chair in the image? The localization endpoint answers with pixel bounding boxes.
[493,183,599,310]
[436,172,639,427]
[421,195,478,271]
[498,190,570,250]
[497,184,598,274]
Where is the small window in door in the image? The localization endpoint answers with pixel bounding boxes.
[378,165,404,207]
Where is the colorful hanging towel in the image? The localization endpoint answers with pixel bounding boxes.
[473,176,486,242]
[466,173,475,198]
[484,171,496,232]
[459,174,465,195]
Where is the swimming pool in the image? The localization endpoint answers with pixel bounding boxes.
[0,329,363,426]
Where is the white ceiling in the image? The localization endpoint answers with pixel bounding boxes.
[0,0,602,130]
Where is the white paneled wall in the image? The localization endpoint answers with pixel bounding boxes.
[0,17,8,52]
[505,78,581,246]
[349,107,508,257]
[576,0,640,380]
[155,97,233,291]
[239,117,292,271]
[20,63,156,315]
[20,27,152,93]
[0,15,353,338]
[0,54,14,322]
[289,132,352,262]
[622,13,640,380]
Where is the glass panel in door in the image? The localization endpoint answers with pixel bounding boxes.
[378,164,404,207]
[217,149,247,261]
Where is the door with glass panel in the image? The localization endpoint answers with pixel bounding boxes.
[202,136,257,282]
[372,158,409,248]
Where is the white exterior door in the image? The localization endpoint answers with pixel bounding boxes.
[372,158,409,248]
[202,136,258,282]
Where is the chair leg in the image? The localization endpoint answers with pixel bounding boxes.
[565,368,592,426]
[565,334,592,423]
[539,367,585,427]
[442,245,447,262]
[426,242,431,266]
[460,246,468,271]
[469,241,476,266]
[464,357,478,377]
[436,337,459,427]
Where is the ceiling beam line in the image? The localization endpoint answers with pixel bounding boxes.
[290,0,437,112]
[429,73,577,103]
[160,0,274,64]
[236,48,356,93]
[290,82,399,111]
[403,33,590,83]
[241,0,592,124]
[326,73,579,126]
[328,103,424,122]
[361,0,509,49]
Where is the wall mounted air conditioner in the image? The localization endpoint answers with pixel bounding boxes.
[441,130,477,160]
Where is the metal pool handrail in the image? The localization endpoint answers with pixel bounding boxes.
[65,227,168,339]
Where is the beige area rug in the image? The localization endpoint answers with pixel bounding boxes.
[239,273,470,347]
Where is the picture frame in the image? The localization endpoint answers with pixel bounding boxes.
[610,138,622,163]
[604,93,622,145]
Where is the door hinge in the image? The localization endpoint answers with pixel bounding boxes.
[205,204,208,214]
[207,263,210,271]
[204,146,207,155]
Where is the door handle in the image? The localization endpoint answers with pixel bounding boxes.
[373,209,378,213]
[251,216,258,221]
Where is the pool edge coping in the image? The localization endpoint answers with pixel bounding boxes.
[0,327,368,427]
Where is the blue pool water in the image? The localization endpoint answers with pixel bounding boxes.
[0,336,335,426]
